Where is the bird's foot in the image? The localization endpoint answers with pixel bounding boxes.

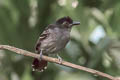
[39,50,43,60]
[57,54,62,64]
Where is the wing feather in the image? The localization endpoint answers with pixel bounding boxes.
[35,24,55,52]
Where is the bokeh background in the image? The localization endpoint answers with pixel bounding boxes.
[0,0,120,80]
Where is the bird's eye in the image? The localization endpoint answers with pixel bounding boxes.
[61,21,70,28]
[62,21,69,25]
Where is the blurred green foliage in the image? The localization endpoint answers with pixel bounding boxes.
[0,0,120,80]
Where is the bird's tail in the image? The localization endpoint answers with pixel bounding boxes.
[32,58,47,72]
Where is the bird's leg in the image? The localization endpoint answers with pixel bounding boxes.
[39,49,43,60]
[57,54,62,64]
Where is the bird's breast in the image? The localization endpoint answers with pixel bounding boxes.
[50,28,70,53]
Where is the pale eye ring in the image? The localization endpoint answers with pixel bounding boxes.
[62,21,69,25]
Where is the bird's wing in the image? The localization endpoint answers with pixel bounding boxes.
[35,24,55,52]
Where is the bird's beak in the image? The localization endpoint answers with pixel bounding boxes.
[72,21,80,25]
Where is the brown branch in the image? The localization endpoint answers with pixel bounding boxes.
[0,45,119,80]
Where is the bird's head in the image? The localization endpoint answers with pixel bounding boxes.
[56,16,80,28]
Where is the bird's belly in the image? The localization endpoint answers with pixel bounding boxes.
[55,37,69,52]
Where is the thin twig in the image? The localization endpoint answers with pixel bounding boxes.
[0,45,119,80]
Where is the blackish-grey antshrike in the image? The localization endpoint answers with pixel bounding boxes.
[32,16,80,72]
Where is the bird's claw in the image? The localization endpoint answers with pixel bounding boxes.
[57,54,62,64]
[39,50,43,60]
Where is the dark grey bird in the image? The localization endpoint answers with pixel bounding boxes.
[32,16,80,72]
